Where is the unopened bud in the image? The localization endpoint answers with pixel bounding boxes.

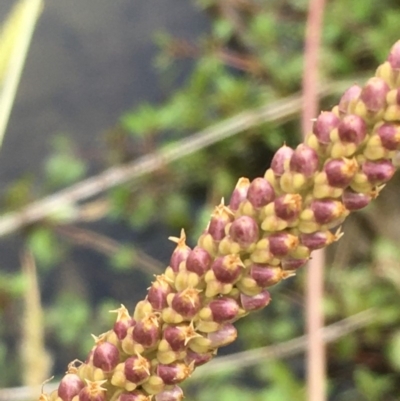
[313,111,340,144]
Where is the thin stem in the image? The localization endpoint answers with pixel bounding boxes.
[302,0,327,400]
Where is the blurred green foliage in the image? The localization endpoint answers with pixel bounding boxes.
[0,0,400,399]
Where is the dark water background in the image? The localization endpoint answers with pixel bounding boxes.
[0,0,208,183]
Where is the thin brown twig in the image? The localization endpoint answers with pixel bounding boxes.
[54,225,164,275]
[302,0,327,400]
[0,308,375,401]
[0,79,360,239]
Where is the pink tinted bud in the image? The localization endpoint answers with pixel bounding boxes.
[362,160,395,184]
[247,178,275,208]
[388,40,400,69]
[132,315,160,348]
[114,319,135,341]
[313,111,340,144]
[58,373,85,401]
[377,123,400,150]
[240,290,271,311]
[274,194,302,221]
[289,144,319,177]
[169,230,191,272]
[185,350,213,367]
[339,85,362,115]
[229,178,250,210]
[360,77,389,112]
[118,391,150,401]
[271,145,294,176]
[93,342,119,372]
[207,323,237,348]
[212,255,243,284]
[155,386,184,401]
[300,231,336,250]
[163,325,189,352]
[249,264,283,287]
[338,114,367,145]
[148,275,173,310]
[124,355,151,384]
[157,363,192,385]
[78,381,106,401]
[342,189,371,210]
[186,246,212,276]
[311,199,346,224]
[208,204,234,241]
[229,216,259,247]
[171,288,201,318]
[324,158,358,188]
[268,232,299,256]
[209,297,239,323]
[281,256,308,270]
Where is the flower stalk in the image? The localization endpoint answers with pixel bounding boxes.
[41,41,400,401]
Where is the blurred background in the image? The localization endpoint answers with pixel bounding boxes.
[1,1,400,400]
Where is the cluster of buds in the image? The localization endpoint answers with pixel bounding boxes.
[40,41,400,401]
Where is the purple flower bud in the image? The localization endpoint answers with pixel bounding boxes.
[117,391,151,401]
[132,315,160,348]
[171,288,201,318]
[169,230,191,272]
[281,256,308,270]
[311,199,347,224]
[300,231,336,250]
[78,380,107,401]
[338,114,367,145]
[155,386,184,401]
[313,111,340,144]
[124,355,151,384]
[289,144,319,177]
[229,216,259,247]
[240,290,271,311]
[229,178,250,210]
[324,158,358,188]
[92,342,119,372]
[388,40,400,69]
[148,275,173,311]
[271,145,294,176]
[268,232,299,256]
[362,160,395,184]
[274,194,302,221]
[339,85,362,115]
[207,323,237,347]
[163,326,186,352]
[185,350,213,367]
[209,297,239,323]
[249,264,283,287]
[113,310,135,341]
[246,178,275,208]
[359,77,389,112]
[211,254,243,284]
[157,363,192,385]
[342,189,371,210]
[208,203,234,241]
[58,373,85,401]
[377,123,400,150]
[186,246,212,276]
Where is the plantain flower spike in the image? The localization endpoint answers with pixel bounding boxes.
[42,41,400,401]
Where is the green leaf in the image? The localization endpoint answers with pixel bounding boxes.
[27,227,60,269]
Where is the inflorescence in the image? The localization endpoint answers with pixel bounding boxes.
[40,41,400,401]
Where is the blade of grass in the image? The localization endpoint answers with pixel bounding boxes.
[0,0,43,150]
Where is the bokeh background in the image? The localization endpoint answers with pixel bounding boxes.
[1,1,400,400]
